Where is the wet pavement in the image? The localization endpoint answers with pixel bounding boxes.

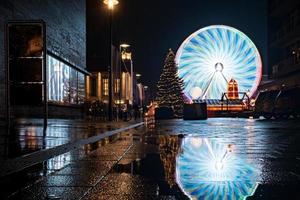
[0,118,140,160]
[1,118,300,199]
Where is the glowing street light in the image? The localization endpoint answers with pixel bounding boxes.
[120,43,130,48]
[121,52,132,60]
[103,0,119,10]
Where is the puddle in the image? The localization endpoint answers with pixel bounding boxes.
[176,137,260,199]
[112,132,263,199]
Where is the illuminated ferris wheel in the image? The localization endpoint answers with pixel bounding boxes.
[175,25,262,100]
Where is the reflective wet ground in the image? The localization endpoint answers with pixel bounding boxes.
[0,119,138,160]
[1,118,300,199]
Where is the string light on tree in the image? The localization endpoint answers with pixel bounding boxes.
[156,49,185,117]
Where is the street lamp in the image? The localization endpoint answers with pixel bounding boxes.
[103,0,119,9]
[120,43,130,48]
[103,0,119,121]
[120,44,134,106]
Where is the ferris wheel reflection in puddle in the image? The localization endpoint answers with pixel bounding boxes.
[176,137,260,200]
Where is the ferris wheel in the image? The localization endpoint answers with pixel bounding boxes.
[175,25,262,101]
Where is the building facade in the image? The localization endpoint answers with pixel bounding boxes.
[263,0,300,90]
[0,0,87,120]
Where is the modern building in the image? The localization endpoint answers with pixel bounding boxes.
[0,0,88,120]
[261,0,300,90]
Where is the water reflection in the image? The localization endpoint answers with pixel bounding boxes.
[176,137,259,200]
[158,135,182,187]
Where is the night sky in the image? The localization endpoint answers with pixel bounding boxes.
[88,0,267,92]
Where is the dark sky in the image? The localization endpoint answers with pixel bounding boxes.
[88,0,267,91]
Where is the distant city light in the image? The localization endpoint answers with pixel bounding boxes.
[136,73,141,78]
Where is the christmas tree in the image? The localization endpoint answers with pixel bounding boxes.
[156,49,185,117]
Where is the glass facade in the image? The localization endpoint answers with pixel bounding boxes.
[47,55,85,104]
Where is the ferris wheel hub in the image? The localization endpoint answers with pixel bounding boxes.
[215,62,224,72]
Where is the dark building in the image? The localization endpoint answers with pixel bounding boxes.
[0,0,88,120]
[262,0,300,90]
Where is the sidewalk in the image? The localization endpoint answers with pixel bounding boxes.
[4,121,188,200]
[0,119,144,199]
[0,118,142,160]
[3,127,138,199]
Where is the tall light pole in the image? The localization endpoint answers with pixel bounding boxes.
[121,46,134,106]
[103,0,119,121]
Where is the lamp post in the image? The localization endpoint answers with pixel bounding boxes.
[120,44,134,106]
[103,0,119,121]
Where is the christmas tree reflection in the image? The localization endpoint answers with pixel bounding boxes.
[158,135,182,187]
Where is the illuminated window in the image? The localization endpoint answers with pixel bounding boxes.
[78,73,85,104]
[114,79,120,93]
[103,79,109,96]
[47,56,70,103]
[47,55,85,104]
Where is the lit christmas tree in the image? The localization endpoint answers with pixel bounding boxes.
[156,49,185,117]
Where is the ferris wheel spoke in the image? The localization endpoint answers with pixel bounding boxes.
[220,72,229,84]
[201,72,216,99]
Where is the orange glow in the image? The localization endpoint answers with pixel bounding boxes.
[227,79,239,100]
[103,0,119,10]
[207,105,244,111]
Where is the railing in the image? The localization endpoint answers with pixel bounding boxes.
[220,92,251,111]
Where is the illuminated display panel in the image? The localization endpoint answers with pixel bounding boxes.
[78,73,85,104]
[176,137,259,200]
[175,25,262,100]
[47,55,85,104]
[69,68,78,104]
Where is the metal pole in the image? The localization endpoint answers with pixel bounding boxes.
[43,21,48,128]
[117,47,122,121]
[131,59,133,106]
[5,23,10,128]
[108,9,113,121]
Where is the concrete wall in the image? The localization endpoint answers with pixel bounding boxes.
[0,0,86,119]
